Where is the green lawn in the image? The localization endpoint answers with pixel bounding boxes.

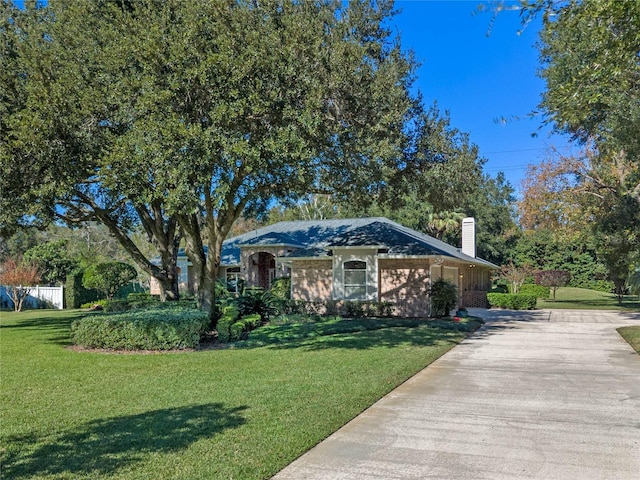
[617,326,640,354]
[536,287,640,311]
[0,309,474,480]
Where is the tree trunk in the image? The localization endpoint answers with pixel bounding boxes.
[81,204,183,302]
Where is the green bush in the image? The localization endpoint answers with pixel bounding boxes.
[487,293,537,310]
[324,300,340,316]
[270,277,291,300]
[80,299,108,309]
[70,308,209,350]
[342,301,395,317]
[83,262,137,300]
[429,279,457,318]
[344,301,365,318]
[582,280,615,293]
[215,302,240,342]
[229,313,263,341]
[236,288,279,322]
[519,284,550,299]
[101,296,191,313]
[127,292,152,301]
[66,270,103,308]
[104,299,129,312]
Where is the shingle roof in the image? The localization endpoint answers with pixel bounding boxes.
[220,217,497,268]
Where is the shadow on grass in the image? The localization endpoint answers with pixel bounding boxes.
[0,310,90,346]
[288,325,465,351]
[2,403,247,479]
[241,318,482,351]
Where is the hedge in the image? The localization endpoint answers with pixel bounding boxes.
[70,307,209,350]
[65,270,102,308]
[486,293,537,310]
[215,303,241,342]
[519,284,550,299]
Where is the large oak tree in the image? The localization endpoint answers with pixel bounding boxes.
[2,0,420,318]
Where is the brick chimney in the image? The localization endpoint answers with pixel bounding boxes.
[461,217,476,258]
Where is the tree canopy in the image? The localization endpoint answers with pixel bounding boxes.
[1,0,427,317]
[513,0,640,295]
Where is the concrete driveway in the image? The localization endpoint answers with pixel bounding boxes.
[273,309,640,479]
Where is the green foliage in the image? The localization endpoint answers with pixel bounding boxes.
[429,278,458,318]
[236,288,279,323]
[486,293,537,310]
[290,300,395,318]
[82,262,137,300]
[519,284,550,299]
[2,0,420,318]
[536,286,640,310]
[510,229,612,291]
[215,303,241,343]
[70,308,209,350]
[344,301,366,318]
[629,267,640,296]
[229,314,263,341]
[342,301,395,318]
[65,270,102,309]
[268,277,294,314]
[269,277,291,301]
[80,299,108,309]
[537,0,640,163]
[340,107,518,266]
[23,240,79,286]
[531,0,640,300]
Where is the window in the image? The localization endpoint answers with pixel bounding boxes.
[226,267,243,293]
[343,260,367,300]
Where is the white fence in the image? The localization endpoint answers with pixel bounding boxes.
[0,285,64,310]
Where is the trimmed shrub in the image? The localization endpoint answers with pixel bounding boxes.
[66,270,102,308]
[127,292,152,301]
[215,303,241,342]
[70,308,209,350]
[104,299,129,312]
[229,313,263,341]
[487,293,537,310]
[519,284,550,299]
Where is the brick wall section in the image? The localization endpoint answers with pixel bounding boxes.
[379,258,430,317]
[291,259,333,301]
[291,257,493,313]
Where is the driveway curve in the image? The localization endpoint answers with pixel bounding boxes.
[273,309,640,479]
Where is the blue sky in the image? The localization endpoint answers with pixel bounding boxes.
[391,0,574,193]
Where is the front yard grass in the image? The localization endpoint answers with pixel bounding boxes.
[0,309,477,480]
[536,287,640,311]
[617,326,640,353]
